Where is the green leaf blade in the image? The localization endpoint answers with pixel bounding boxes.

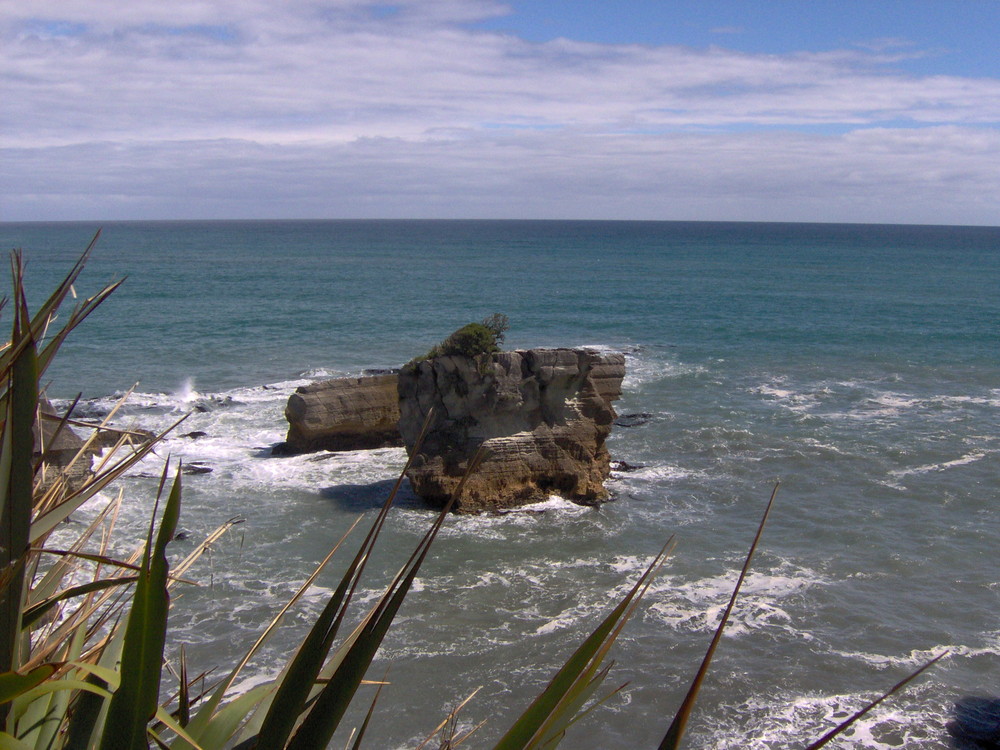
[98,467,181,750]
[0,665,58,705]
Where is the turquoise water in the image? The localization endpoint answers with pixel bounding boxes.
[2,220,998,748]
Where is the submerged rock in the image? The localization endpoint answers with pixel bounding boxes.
[282,373,402,454]
[610,459,645,472]
[614,412,652,427]
[398,348,624,513]
[92,426,156,450]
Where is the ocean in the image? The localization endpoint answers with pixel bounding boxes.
[1,220,997,748]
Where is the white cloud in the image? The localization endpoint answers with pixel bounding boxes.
[2,0,999,222]
[5,126,998,224]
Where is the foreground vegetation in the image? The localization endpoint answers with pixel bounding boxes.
[0,238,940,748]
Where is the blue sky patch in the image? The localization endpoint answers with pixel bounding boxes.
[18,19,88,39]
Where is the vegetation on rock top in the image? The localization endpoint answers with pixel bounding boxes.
[407,313,510,369]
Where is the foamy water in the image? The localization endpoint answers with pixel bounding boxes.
[10,219,999,748]
[49,338,998,748]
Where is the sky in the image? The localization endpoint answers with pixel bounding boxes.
[3,0,1000,225]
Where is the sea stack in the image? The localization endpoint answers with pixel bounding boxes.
[397,348,624,513]
[281,373,403,454]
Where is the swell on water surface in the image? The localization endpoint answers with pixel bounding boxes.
[47,336,1000,749]
[17,220,999,748]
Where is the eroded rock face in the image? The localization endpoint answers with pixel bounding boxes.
[282,374,402,454]
[34,399,94,492]
[398,348,624,512]
[33,399,152,492]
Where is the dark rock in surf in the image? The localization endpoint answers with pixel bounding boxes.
[614,413,652,427]
[610,460,645,472]
[92,426,156,450]
[34,401,153,491]
[270,441,295,456]
[948,696,1000,747]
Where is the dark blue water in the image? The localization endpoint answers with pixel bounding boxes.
[2,220,998,748]
[5,220,997,395]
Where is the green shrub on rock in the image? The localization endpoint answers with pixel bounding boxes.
[406,314,509,371]
[481,312,510,347]
[435,322,499,358]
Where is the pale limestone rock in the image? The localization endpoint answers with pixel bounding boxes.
[398,348,624,512]
[282,373,402,454]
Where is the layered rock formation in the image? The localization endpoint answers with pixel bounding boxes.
[33,400,152,492]
[398,348,624,513]
[34,400,94,491]
[281,373,402,454]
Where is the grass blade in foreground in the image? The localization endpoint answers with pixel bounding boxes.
[0,271,40,727]
[659,482,778,750]
[281,446,486,750]
[98,463,182,750]
[803,652,947,749]
[492,536,675,750]
[0,665,58,705]
[415,687,484,750]
[347,668,387,750]
[175,522,361,750]
[232,413,437,750]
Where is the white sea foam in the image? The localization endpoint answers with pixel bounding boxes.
[869,392,921,410]
[575,343,621,353]
[752,379,824,415]
[422,494,599,542]
[754,382,796,402]
[889,450,990,480]
[172,377,201,405]
[297,367,342,379]
[852,388,997,422]
[509,496,590,514]
[534,602,597,635]
[645,564,824,639]
[798,438,849,455]
[617,463,701,482]
[703,684,949,749]
[751,374,1000,430]
[621,349,707,390]
[832,636,1000,670]
[608,555,649,576]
